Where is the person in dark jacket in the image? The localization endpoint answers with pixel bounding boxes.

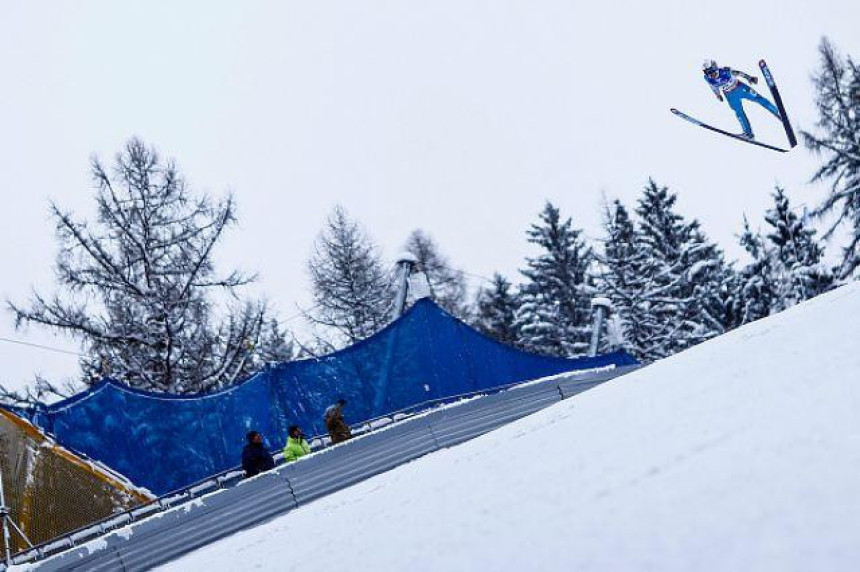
[242,430,275,477]
[324,398,353,444]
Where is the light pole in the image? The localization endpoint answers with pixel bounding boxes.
[588,297,612,357]
[392,254,417,318]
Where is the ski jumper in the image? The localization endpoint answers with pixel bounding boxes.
[704,67,780,137]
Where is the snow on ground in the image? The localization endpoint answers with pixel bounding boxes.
[160,283,860,572]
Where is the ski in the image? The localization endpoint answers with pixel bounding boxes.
[758,59,797,148]
[670,108,788,152]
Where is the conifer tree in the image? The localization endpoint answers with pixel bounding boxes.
[737,187,834,323]
[473,273,520,346]
[403,230,471,320]
[685,225,739,336]
[737,217,777,323]
[306,206,393,348]
[7,138,291,397]
[514,202,595,357]
[802,38,860,279]
[764,187,835,308]
[596,199,648,355]
[631,179,731,360]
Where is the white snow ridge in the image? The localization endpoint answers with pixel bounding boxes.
[160,283,860,572]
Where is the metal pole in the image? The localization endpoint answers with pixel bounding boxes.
[0,461,33,567]
[393,254,417,318]
[588,297,612,357]
[375,254,418,415]
[0,468,12,566]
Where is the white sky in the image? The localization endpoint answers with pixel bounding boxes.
[1,1,858,390]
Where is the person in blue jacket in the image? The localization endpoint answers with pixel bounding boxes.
[703,59,781,139]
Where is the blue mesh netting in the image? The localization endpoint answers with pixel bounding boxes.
[10,300,637,495]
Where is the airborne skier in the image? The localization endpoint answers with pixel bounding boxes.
[672,58,796,151]
[701,59,780,140]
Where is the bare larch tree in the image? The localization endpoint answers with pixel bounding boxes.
[306,206,393,349]
[6,138,293,399]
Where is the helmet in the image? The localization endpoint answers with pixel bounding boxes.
[703,59,718,74]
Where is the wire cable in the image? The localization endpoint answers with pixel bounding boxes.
[0,336,88,358]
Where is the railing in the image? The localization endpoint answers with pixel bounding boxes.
[13,365,638,571]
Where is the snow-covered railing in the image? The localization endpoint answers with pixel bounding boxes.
[12,365,638,571]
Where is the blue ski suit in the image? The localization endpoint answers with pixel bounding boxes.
[704,67,780,137]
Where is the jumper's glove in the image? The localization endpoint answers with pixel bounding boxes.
[717,95,724,102]
[749,76,759,84]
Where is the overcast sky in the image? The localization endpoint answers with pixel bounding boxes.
[1,0,858,391]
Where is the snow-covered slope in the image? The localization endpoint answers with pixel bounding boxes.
[160,283,860,572]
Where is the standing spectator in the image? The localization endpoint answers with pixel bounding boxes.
[324,398,353,444]
[283,425,311,462]
[242,431,275,478]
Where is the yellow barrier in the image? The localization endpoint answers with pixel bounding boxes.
[0,408,152,552]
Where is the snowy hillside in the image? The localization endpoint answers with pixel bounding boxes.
[160,283,860,572]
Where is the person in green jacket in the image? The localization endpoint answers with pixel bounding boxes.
[283,425,311,462]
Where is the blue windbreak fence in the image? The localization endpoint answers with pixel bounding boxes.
[9,300,637,495]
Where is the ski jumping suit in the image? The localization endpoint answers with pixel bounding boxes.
[704,67,780,137]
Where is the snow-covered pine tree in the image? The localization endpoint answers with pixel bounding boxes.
[596,198,650,357]
[403,230,472,320]
[472,273,520,347]
[630,180,694,360]
[633,179,731,361]
[713,263,745,333]
[763,187,834,310]
[737,216,778,323]
[684,223,739,338]
[514,202,595,357]
[736,187,835,325]
[7,138,290,397]
[306,206,393,348]
[802,38,860,279]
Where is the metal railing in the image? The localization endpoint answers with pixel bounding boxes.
[16,365,638,571]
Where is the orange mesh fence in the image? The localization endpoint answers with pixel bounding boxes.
[0,409,150,553]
